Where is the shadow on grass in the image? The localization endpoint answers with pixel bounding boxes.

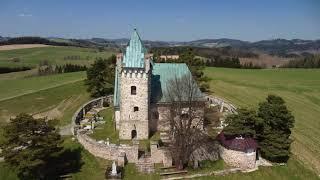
[46,147,84,179]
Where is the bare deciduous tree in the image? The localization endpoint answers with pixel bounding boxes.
[163,73,206,169]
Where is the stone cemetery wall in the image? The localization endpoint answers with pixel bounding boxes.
[72,95,113,135]
[77,130,139,163]
[205,94,237,113]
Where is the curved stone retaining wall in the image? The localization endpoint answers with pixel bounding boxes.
[204,94,237,114]
[77,130,139,163]
[71,95,113,135]
[219,145,256,170]
[72,95,141,164]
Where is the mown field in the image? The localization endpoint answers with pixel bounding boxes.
[0,72,90,143]
[204,67,320,175]
[0,46,113,68]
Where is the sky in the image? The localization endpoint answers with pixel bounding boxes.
[0,0,319,42]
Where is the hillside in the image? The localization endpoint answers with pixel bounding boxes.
[204,67,320,174]
[2,36,319,56]
[0,46,114,68]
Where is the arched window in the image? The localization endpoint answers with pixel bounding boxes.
[131,86,136,95]
[134,106,139,112]
[131,130,137,139]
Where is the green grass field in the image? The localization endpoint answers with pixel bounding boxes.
[0,46,113,68]
[1,45,319,179]
[0,71,86,101]
[204,67,320,174]
[0,72,89,125]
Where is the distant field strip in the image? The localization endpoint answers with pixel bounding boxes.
[204,68,320,174]
[0,44,50,51]
[0,46,114,67]
[0,71,86,101]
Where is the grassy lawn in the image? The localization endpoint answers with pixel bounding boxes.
[0,46,114,68]
[62,136,112,180]
[204,67,320,174]
[187,159,226,174]
[0,162,18,180]
[123,163,160,180]
[196,158,318,180]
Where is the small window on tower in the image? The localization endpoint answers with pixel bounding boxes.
[131,86,136,95]
[134,106,139,112]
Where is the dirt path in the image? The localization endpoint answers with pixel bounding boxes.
[0,44,50,51]
[59,124,73,136]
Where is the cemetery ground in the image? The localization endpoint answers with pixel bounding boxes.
[89,108,161,151]
[0,46,319,179]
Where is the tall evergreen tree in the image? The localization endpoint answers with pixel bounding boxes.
[257,95,295,162]
[224,108,261,138]
[85,55,116,97]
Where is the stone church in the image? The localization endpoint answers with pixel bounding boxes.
[113,29,204,140]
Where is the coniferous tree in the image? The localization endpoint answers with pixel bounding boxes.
[223,108,262,138]
[257,95,295,162]
[85,55,116,97]
[1,113,63,179]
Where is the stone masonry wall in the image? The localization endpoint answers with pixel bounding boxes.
[72,96,113,135]
[77,130,139,163]
[150,142,172,167]
[219,145,256,170]
[114,110,120,130]
[119,69,150,139]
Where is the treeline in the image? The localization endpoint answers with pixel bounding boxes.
[158,54,263,69]
[0,37,70,46]
[205,57,262,69]
[281,55,320,68]
[0,66,31,74]
[0,36,111,49]
[150,46,258,59]
[38,62,87,76]
[155,47,210,92]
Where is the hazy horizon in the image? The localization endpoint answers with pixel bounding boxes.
[1,0,319,41]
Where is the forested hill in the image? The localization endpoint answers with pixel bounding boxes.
[150,46,258,58]
[1,36,319,56]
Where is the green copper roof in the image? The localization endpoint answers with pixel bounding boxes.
[123,29,146,68]
[114,63,203,107]
[151,63,203,103]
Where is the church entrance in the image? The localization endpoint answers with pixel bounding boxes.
[131,130,137,139]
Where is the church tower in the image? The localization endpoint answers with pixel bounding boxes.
[115,29,152,140]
